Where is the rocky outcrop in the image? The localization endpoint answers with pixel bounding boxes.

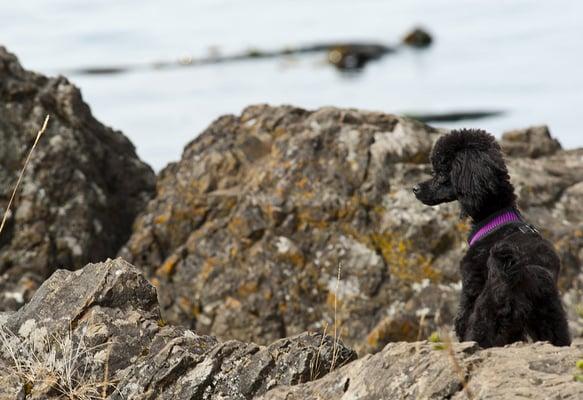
[5,259,581,400]
[119,105,454,353]
[120,105,583,354]
[500,125,562,158]
[0,259,356,399]
[0,46,155,311]
[2,259,582,399]
[261,339,583,399]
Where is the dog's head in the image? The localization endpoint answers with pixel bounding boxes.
[413,129,516,220]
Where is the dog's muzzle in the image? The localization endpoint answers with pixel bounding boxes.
[413,179,456,205]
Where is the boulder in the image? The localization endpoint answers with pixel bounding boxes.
[501,125,562,158]
[261,339,583,399]
[120,105,463,353]
[0,259,356,399]
[120,104,583,353]
[0,46,155,311]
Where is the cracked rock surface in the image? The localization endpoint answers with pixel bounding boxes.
[120,104,583,353]
[0,258,356,399]
[0,46,156,311]
[261,339,583,400]
[1,258,582,399]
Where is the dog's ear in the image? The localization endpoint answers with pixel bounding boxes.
[450,149,504,211]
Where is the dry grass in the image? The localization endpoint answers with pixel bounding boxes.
[0,115,50,237]
[101,343,113,400]
[309,321,329,381]
[0,325,115,399]
[330,261,343,371]
[310,261,347,380]
[441,331,474,400]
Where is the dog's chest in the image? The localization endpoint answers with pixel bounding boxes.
[460,246,489,280]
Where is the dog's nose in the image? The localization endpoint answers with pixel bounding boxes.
[412,185,421,194]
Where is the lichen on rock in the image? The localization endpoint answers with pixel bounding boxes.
[0,259,356,399]
[260,339,583,399]
[120,105,466,353]
[0,46,156,311]
[120,104,583,354]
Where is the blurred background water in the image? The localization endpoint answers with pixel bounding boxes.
[3,0,582,170]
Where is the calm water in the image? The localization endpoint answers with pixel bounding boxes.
[3,0,583,170]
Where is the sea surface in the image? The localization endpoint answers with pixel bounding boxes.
[3,0,583,170]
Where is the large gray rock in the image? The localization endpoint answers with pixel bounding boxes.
[120,104,583,354]
[119,105,460,354]
[501,125,562,158]
[261,339,583,399]
[0,46,155,311]
[0,259,356,399]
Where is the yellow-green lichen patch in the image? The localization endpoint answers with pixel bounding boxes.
[238,281,259,297]
[370,232,441,283]
[200,258,220,281]
[428,331,441,343]
[366,317,418,350]
[156,254,180,277]
[177,296,197,317]
[154,213,170,225]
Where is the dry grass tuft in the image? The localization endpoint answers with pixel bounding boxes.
[0,115,50,237]
[0,325,115,399]
[330,261,343,371]
[309,322,329,381]
[441,331,474,399]
[309,261,348,381]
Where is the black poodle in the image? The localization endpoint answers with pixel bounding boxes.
[413,129,571,348]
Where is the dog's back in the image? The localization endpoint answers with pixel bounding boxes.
[458,223,570,347]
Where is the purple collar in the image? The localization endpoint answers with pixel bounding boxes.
[468,209,523,247]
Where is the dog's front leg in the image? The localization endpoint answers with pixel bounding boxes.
[523,264,571,346]
[455,260,487,341]
[454,292,474,341]
[464,243,529,347]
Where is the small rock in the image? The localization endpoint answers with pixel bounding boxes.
[327,44,391,70]
[402,27,433,48]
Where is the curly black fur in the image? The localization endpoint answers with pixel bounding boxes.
[413,129,570,348]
